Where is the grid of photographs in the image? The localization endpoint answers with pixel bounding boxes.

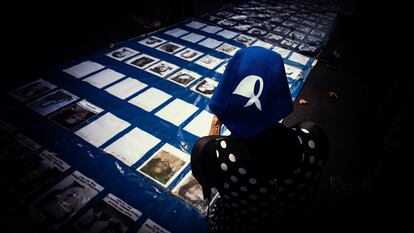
[105,47,139,61]
[190,77,218,98]
[49,100,104,130]
[9,79,57,102]
[73,193,142,233]
[167,69,201,87]
[27,89,79,116]
[137,143,190,188]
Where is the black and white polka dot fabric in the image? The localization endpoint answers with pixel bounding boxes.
[192,122,328,233]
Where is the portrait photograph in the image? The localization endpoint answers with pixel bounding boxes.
[175,48,203,62]
[138,143,190,188]
[27,89,79,116]
[138,36,166,48]
[50,100,103,130]
[280,38,299,48]
[274,26,291,35]
[146,61,179,78]
[264,33,283,42]
[168,69,201,87]
[216,43,240,56]
[156,42,184,54]
[172,172,208,213]
[247,28,267,36]
[232,24,251,31]
[191,78,218,98]
[105,47,139,61]
[289,31,306,40]
[126,54,159,69]
[234,34,256,46]
[9,79,57,102]
[195,55,223,70]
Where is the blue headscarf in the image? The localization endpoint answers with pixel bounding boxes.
[209,46,293,137]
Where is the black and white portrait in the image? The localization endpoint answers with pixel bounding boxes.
[138,36,166,48]
[127,54,159,69]
[175,48,203,61]
[168,70,201,87]
[9,79,57,102]
[106,47,138,61]
[156,42,184,54]
[146,61,179,78]
[191,78,218,98]
[27,89,79,116]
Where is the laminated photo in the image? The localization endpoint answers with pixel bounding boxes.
[232,24,251,31]
[305,35,322,44]
[154,99,198,126]
[296,25,311,33]
[104,127,161,167]
[195,55,223,70]
[282,21,296,28]
[234,34,256,46]
[27,89,79,116]
[49,100,104,130]
[197,38,223,49]
[126,54,160,70]
[75,112,131,148]
[216,43,240,56]
[298,44,317,53]
[310,29,325,38]
[284,64,303,80]
[175,48,204,62]
[167,69,201,87]
[183,110,214,138]
[9,79,57,102]
[63,61,104,79]
[128,87,172,112]
[272,46,291,58]
[105,47,139,61]
[171,172,209,213]
[137,219,170,233]
[146,61,179,78]
[156,42,185,54]
[288,52,310,66]
[216,29,239,39]
[230,14,248,21]
[217,19,237,27]
[201,25,222,34]
[74,193,141,233]
[274,26,290,35]
[251,40,273,49]
[180,33,206,43]
[247,28,267,36]
[105,77,148,100]
[83,69,125,89]
[289,31,306,40]
[185,20,206,29]
[164,28,189,37]
[138,143,190,188]
[138,36,166,48]
[31,171,103,228]
[280,38,299,48]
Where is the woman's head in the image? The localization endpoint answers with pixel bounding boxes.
[209,46,293,137]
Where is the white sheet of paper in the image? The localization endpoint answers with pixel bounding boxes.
[289,52,310,65]
[63,61,104,79]
[195,55,223,69]
[198,38,223,49]
[201,25,222,34]
[183,110,214,137]
[284,64,303,80]
[83,69,125,89]
[128,87,172,112]
[251,40,273,49]
[105,47,139,61]
[155,99,198,126]
[185,21,206,29]
[105,77,147,100]
[164,28,189,37]
[75,112,130,147]
[272,46,291,58]
[175,48,204,62]
[104,127,161,166]
[137,219,170,233]
[180,33,206,43]
[217,30,238,39]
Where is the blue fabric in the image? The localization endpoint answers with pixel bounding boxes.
[210,47,293,137]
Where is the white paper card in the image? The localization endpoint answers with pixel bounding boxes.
[289,52,310,65]
[75,112,130,147]
[155,99,198,126]
[63,61,105,79]
[83,69,125,89]
[251,40,273,49]
[185,21,206,29]
[201,25,222,34]
[217,30,238,39]
[128,87,172,112]
[195,55,223,69]
[197,38,223,49]
[164,28,189,37]
[104,127,161,166]
[183,110,214,137]
[180,33,206,43]
[105,78,147,100]
[272,46,291,58]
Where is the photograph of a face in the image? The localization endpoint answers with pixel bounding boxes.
[50,100,103,130]
[27,89,79,116]
[195,55,222,70]
[138,144,190,188]
[9,79,57,102]
[168,70,201,87]
[232,24,251,31]
[146,61,179,78]
[274,26,290,35]
[234,34,256,46]
[126,54,159,69]
[156,42,184,54]
[289,31,306,40]
[264,33,283,42]
[175,48,203,62]
[281,38,299,48]
[172,172,208,213]
[32,171,103,227]
[284,64,303,80]
[191,78,218,98]
[74,194,141,233]
[138,36,166,48]
[216,43,240,56]
[247,28,267,36]
[106,47,139,61]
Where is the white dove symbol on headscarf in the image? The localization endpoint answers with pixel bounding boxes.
[232,75,264,111]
